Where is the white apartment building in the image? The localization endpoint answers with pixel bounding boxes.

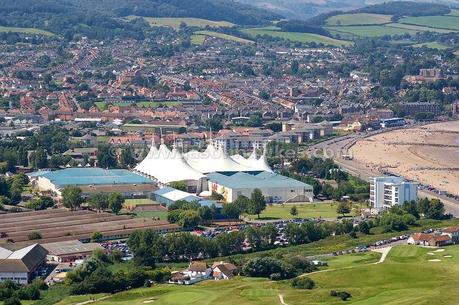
[370,176,418,210]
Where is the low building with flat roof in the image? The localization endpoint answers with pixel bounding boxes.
[0,244,48,284]
[207,171,313,203]
[43,240,104,263]
[33,167,156,198]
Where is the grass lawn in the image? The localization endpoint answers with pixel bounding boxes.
[400,15,459,31]
[43,244,459,305]
[412,42,451,50]
[245,202,357,220]
[127,16,234,30]
[242,27,353,47]
[326,25,419,37]
[194,30,253,44]
[133,210,169,220]
[0,26,55,37]
[297,245,459,305]
[326,13,392,26]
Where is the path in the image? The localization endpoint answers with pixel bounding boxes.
[278,294,288,305]
[372,246,392,264]
[75,296,110,305]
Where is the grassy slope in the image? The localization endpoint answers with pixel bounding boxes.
[191,34,207,45]
[412,42,451,50]
[326,25,419,37]
[385,22,458,33]
[242,27,353,47]
[400,15,459,31]
[48,244,459,305]
[326,13,392,26]
[0,26,55,37]
[127,16,234,30]
[195,30,253,44]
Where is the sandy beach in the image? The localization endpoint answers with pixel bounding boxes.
[351,121,459,196]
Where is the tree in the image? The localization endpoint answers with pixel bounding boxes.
[108,193,124,214]
[290,206,298,218]
[221,202,242,219]
[336,202,351,217]
[248,189,266,219]
[178,210,201,230]
[291,60,299,75]
[291,277,315,289]
[89,193,109,211]
[28,232,42,240]
[4,297,21,305]
[30,148,48,169]
[358,221,370,234]
[91,232,103,242]
[97,144,116,169]
[61,185,82,210]
[169,181,187,192]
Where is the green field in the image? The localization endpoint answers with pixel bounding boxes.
[242,27,353,47]
[0,26,55,37]
[327,25,419,37]
[44,244,459,305]
[400,15,459,31]
[191,34,207,45]
[385,22,458,33]
[194,30,253,44]
[245,202,357,220]
[412,42,451,50]
[124,198,156,206]
[128,16,234,30]
[326,13,392,26]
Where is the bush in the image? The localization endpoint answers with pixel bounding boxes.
[242,257,295,280]
[27,232,42,240]
[291,277,315,289]
[330,290,352,301]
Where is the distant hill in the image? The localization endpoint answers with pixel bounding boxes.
[236,0,459,19]
[0,0,282,39]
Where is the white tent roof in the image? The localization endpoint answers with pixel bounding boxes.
[135,144,205,183]
[184,145,249,174]
[230,149,273,173]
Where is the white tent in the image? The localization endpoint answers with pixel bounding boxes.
[135,144,205,184]
[184,144,249,174]
[230,147,273,172]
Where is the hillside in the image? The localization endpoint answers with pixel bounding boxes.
[236,0,459,19]
[0,0,281,39]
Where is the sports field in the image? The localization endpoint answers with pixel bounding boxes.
[242,27,353,47]
[326,13,392,26]
[128,16,234,30]
[194,30,253,44]
[400,15,459,31]
[0,26,55,37]
[245,202,357,220]
[45,245,459,305]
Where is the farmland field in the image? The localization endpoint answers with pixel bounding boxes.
[126,16,234,30]
[0,26,55,37]
[326,13,392,26]
[326,25,419,37]
[385,22,458,33]
[191,34,207,45]
[242,27,353,47]
[400,15,459,31]
[412,42,451,50]
[44,245,459,305]
[194,30,253,44]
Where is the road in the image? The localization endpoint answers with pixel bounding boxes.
[305,129,459,216]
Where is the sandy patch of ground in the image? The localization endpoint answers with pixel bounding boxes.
[435,249,445,252]
[351,121,459,196]
[444,255,452,258]
[428,259,441,262]
[427,252,435,255]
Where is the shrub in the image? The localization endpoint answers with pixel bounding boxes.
[291,277,315,289]
[28,232,42,240]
